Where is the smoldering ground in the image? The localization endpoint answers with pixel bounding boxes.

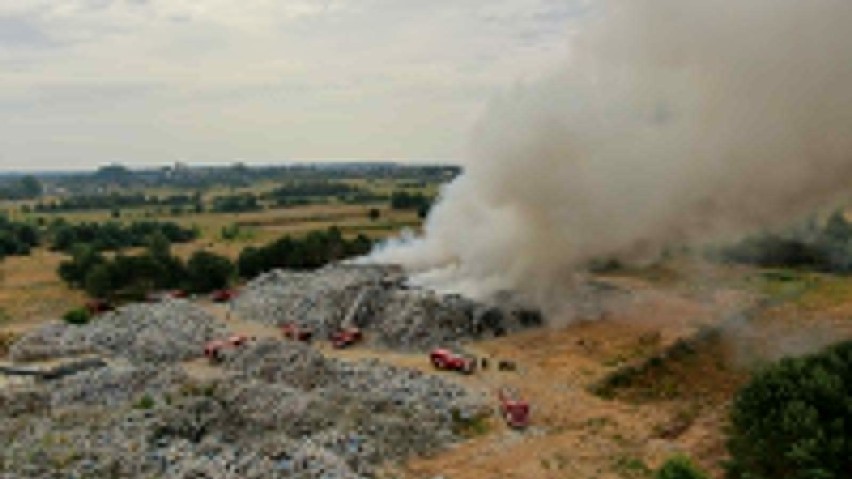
[370,0,852,317]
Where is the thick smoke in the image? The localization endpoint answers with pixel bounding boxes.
[371,0,852,315]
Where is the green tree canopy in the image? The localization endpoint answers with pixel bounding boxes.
[656,456,707,479]
[726,341,852,479]
[186,251,235,293]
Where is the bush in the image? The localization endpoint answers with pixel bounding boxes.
[0,216,40,260]
[721,210,852,273]
[0,176,42,200]
[726,341,852,479]
[210,193,261,213]
[656,456,707,479]
[34,192,197,213]
[390,190,432,211]
[236,227,372,277]
[63,308,92,326]
[221,223,241,241]
[186,250,234,293]
[450,408,490,437]
[59,245,106,287]
[134,394,156,410]
[263,180,363,205]
[48,220,197,253]
[59,238,187,300]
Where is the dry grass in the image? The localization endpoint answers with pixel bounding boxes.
[1,193,424,331]
[0,249,85,330]
[27,203,421,247]
[402,264,852,479]
[401,278,742,479]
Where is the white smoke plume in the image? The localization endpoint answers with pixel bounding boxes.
[370,0,852,315]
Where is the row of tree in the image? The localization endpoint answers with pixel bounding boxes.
[263,180,362,202]
[390,190,433,218]
[59,235,233,299]
[209,193,262,213]
[721,211,852,272]
[0,176,42,200]
[58,226,373,299]
[237,227,372,278]
[48,220,198,253]
[33,192,202,213]
[65,163,460,191]
[208,188,435,214]
[0,216,199,260]
[23,183,434,217]
[0,216,39,259]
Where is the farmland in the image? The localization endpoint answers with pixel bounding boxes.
[0,163,448,326]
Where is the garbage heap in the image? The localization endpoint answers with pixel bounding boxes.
[234,264,543,350]
[8,300,227,364]
[0,339,489,479]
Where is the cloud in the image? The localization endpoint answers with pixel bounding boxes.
[0,0,583,170]
[0,15,54,48]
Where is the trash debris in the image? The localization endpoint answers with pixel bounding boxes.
[0,264,523,478]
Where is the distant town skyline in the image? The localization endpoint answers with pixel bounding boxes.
[0,1,584,171]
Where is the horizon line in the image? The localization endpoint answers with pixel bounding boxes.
[0,158,460,175]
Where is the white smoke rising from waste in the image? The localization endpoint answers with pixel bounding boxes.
[370,0,852,316]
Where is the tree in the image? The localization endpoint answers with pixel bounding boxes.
[720,210,852,272]
[726,341,852,479]
[147,231,172,260]
[221,224,241,241]
[0,176,42,200]
[210,193,261,213]
[58,245,105,287]
[237,246,266,279]
[390,190,432,211]
[656,456,707,479]
[63,308,91,326]
[94,164,133,184]
[368,208,381,221]
[417,203,431,219]
[346,234,372,256]
[186,251,234,293]
[235,227,373,278]
[19,176,42,198]
[822,211,852,242]
[84,264,114,299]
[48,220,197,253]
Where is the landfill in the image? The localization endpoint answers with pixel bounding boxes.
[234,264,543,350]
[0,265,520,478]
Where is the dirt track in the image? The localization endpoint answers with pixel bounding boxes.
[402,317,725,478]
[192,285,744,478]
[206,285,742,478]
[397,271,852,479]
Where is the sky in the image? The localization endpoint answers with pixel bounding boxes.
[0,0,586,171]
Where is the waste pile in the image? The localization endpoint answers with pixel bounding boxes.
[223,339,332,390]
[9,300,226,364]
[235,264,543,350]
[0,355,488,478]
[231,265,394,338]
[50,364,188,408]
[1,291,491,478]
